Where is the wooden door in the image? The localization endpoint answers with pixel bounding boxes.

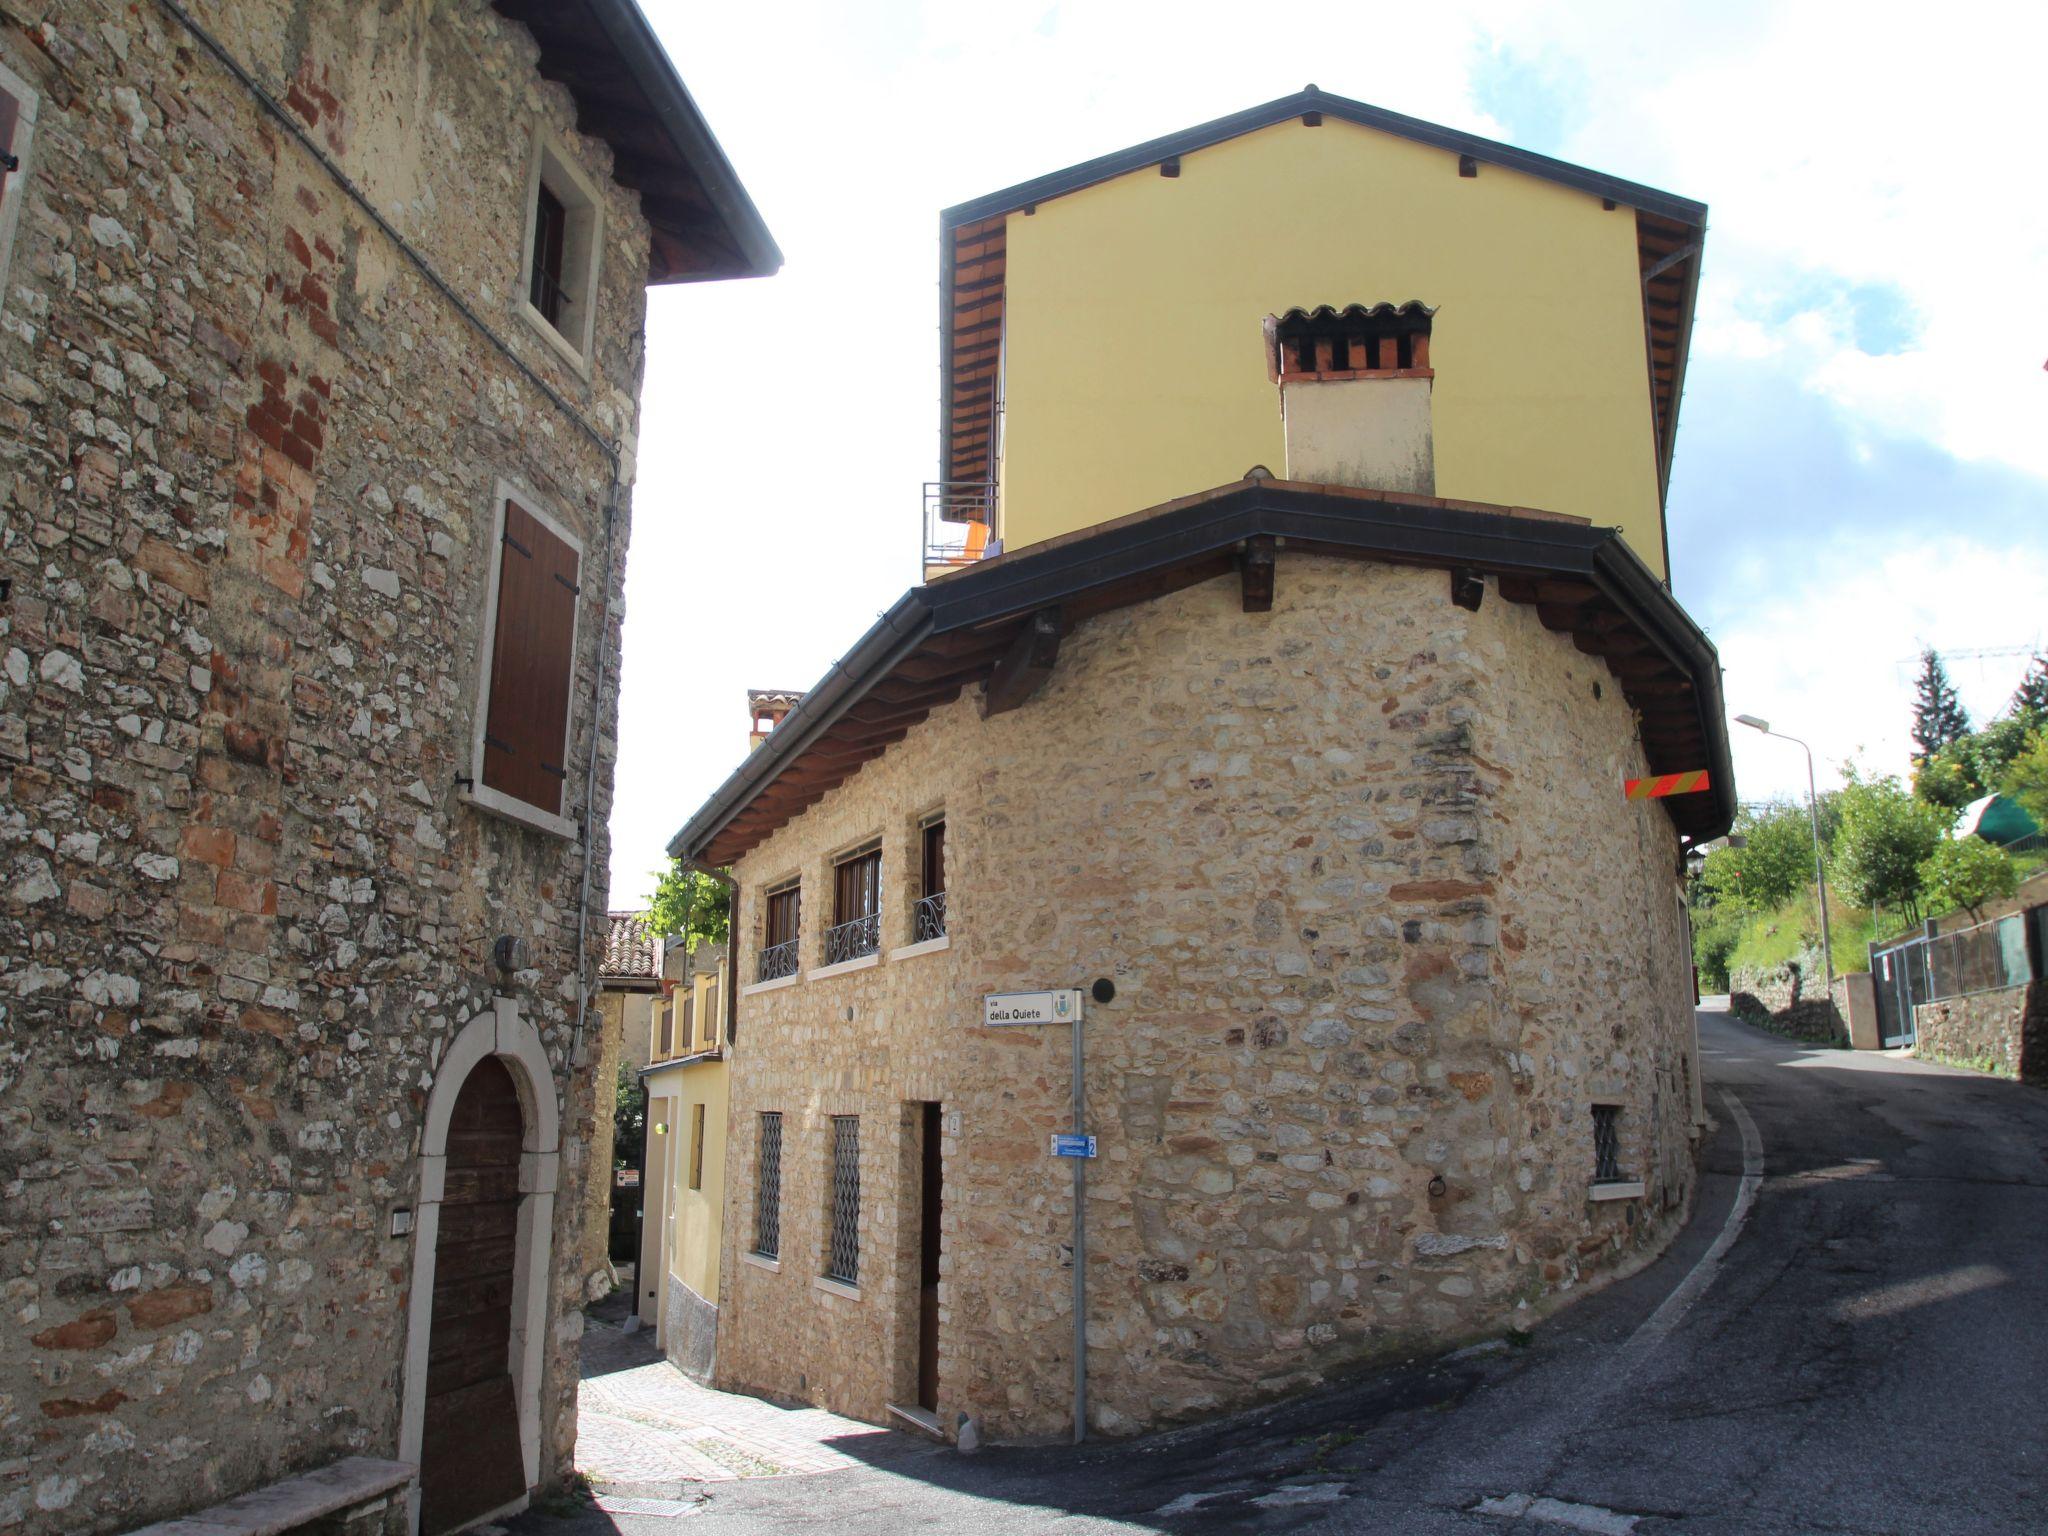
[421,1056,529,1534]
[917,1102,942,1410]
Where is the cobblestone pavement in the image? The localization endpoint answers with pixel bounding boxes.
[570,1311,929,1490]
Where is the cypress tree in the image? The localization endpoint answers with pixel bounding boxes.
[1909,648,1970,762]
[2011,654,2048,721]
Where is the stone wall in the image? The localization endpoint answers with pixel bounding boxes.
[715,557,1700,1442]
[0,5,649,1530]
[1914,981,2047,1082]
[1730,955,1847,1045]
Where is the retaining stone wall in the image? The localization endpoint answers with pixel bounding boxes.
[716,558,1700,1441]
[1730,955,1847,1045]
[1914,982,2047,1082]
[0,5,649,1529]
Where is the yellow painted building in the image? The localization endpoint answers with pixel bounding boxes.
[930,88,1703,580]
[638,942,729,1379]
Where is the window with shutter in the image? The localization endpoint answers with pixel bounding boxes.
[467,487,584,837]
[0,59,38,320]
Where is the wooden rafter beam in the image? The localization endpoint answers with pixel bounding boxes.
[981,607,1062,718]
[1239,536,1275,613]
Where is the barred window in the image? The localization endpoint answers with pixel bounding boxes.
[754,1112,783,1258]
[826,1115,860,1286]
[1591,1104,1623,1183]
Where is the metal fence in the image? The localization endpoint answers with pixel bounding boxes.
[1871,905,2044,1048]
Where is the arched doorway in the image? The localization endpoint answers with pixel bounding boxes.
[419,1055,528,1534]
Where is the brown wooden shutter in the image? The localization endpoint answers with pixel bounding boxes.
[0,87,20,202]
[482,499,579,817]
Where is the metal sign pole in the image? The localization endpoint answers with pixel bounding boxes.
[1071,1009,1085,1445]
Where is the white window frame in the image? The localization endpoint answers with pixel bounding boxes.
[0,55,41,319]
[459,478,585,841]
[515,122,605,375]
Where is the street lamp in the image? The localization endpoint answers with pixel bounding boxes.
[1734,715,1836,1000]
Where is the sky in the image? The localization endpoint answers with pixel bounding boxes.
[604,0,2048,906]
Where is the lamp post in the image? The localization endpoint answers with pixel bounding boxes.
[1734,715,1836,1000]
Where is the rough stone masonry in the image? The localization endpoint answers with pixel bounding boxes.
[0,4,659,1529]
[715,558,1704,1442]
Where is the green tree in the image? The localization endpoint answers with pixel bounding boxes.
[1697,803,1814,913]
[1917,837,2019,923]
[2001,728,2048,827]
[645,858,731,948]
[1832,769,1945,917]
[614,1058,644,1171]
[1909,648,1970,763]
[1913,715,2037,813]
[2011,653,2048,722]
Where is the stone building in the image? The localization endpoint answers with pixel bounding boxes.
[0,4,774,1533]
[671,92,1731,1444]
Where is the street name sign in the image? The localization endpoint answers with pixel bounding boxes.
[1050,1134,1097,1159]
[983,989,1084,1026]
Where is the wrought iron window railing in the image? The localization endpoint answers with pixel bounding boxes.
[754,1112,783,1259]
[757,938,799,984]
[1591,1104,1624,1183]
[827,1115,860,1286]
[823,912,880,966]
[914,891,948,943]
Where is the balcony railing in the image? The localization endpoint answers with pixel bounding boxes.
[757,938,799,983]
[924,481,1000,571]
[914,891,947,944]
[823,912,880,966]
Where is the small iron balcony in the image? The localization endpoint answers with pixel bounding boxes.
[823,913,880,966]
[757,938,799,983]
[924,481,999,571]
[913,891,947,943]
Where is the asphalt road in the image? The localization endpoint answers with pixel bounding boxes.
[510,1004,2048,1535]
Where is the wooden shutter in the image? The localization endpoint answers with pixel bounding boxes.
[922,820,946,897]
[481,499,578,817]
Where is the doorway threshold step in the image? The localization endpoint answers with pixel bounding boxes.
[886,1403,946,1440]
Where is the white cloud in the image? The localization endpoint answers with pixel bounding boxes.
[1713,537,2048,805]
[606,0,2048,903]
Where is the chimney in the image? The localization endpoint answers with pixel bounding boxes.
[1268,303,1435,494]
[748,689,802,753]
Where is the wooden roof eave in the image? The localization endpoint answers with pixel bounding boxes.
[672,481,1735,867]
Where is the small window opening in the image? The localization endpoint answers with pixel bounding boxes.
[520,134,604,363]
[826,1115,861,1286]
[754,1111,783,1258]
[529,182,569,326]
[688,1103,707,1191]
[1592,1104,1625,1183]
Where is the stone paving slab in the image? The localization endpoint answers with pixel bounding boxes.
[574,1317,921,1488]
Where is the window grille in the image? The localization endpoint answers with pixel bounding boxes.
[529,181,569,325]
[826,1115,861,1286]
[1591,1104,1623,1183]
[754,1112,783,1258]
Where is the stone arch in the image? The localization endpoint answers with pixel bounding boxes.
[397,997,561,1534]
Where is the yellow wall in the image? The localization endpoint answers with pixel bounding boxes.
[997,117,1667,575]
[668,1057,727,1306]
